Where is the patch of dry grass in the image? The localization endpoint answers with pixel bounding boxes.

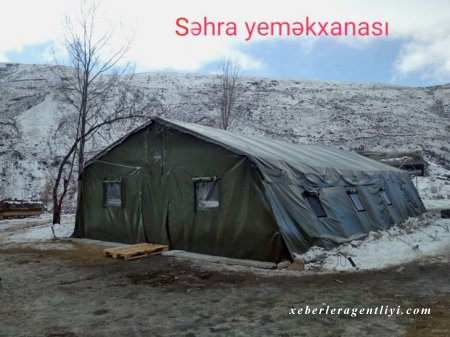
[0,240,116,266]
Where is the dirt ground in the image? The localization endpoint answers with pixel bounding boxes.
[0,242,449,337]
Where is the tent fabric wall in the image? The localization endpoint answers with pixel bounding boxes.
[75,131,148,244]
[75,121,285,262]
[75,118,426,262]
[161,126,285,261]
[258,169,423,256]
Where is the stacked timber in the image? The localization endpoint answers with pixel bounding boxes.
[0,199,44,219]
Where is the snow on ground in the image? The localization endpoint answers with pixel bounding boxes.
[422,198,450,210]
[0,213,53,232]
[1,209,449,273]
[417,176,450,210]
[0,214,74,244]
[8,222,74,243]
[295,213,450,272]
[415,162,450,210]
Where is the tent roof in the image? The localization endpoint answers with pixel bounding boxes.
[86,117,399,174]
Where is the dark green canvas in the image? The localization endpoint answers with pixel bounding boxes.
[74,118,426,262]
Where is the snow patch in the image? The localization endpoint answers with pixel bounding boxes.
[295,215,450,272]
[4,216,74,243]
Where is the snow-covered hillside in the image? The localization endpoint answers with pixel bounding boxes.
[1,62,450,207]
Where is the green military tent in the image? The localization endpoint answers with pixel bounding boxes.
[74,118,426,262]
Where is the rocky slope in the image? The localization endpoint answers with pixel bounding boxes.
[1,62,449,205]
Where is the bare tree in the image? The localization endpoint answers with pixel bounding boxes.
[214,58,243,130]
[50,2,157,232]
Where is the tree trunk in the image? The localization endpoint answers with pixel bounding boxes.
[51,194,60,239]
[52,204,61,225]
[52,175,61,227]
[76,92,87,207]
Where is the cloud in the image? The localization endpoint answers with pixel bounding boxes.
[0,52,9,62]
[0,0,450,80]
[0,0,73,54]
[129,34,263,72]
[394,28,450,80]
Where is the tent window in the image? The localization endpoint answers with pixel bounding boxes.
[304,192,327,218]
[104,181,122,207]
[194,177,219,210]
[381,189,392,206]
[348,191,365,212]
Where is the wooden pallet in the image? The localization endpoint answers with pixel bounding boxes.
[103,243,169,261]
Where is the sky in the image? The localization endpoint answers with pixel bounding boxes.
[1,0,450,87]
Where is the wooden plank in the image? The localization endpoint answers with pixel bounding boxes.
[121,246,169,260]
[0,208,43,213]
[118,245,168,260]
[104,243,169,260]
[103,243,153,257]
[0,210,43,218]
